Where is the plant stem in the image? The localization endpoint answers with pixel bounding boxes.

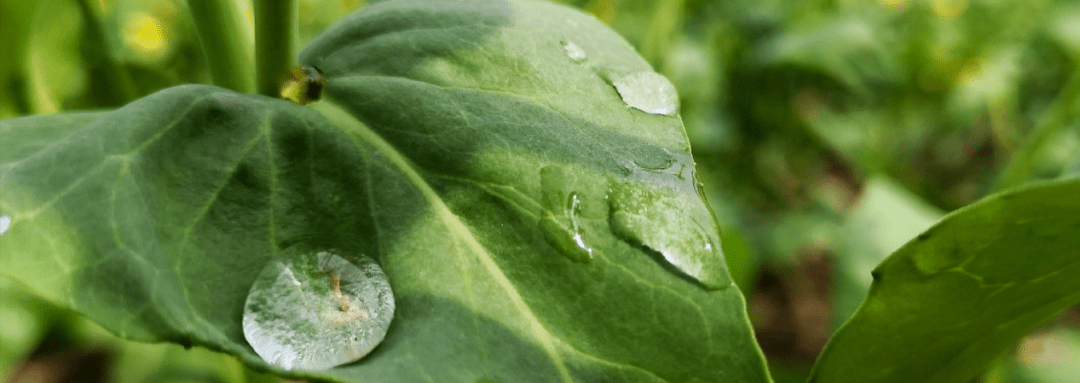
[75,0,138,105]
[187,0,254,93]
[254,0,298,97]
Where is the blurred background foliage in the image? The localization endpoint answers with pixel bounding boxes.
[1,0,1079,382]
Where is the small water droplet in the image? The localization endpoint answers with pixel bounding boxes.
[632,149,677,173]
[911,242,974,275]
[0,215,10,235]
[280,65,327,106]
[611,71,679,116]
[621,149,695,188]
[540,167,594,263]
[243,247,394,370]
[541,193,593,263]
[561,41,586,63]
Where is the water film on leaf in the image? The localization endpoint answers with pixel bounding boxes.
[608,152,731,290]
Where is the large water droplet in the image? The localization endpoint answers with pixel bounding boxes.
[561,41,586,63]
[280,65,326,106]
[243,248,394,370]
[611,71,679,116]
[540,166,594,263]
[0,215,10,235]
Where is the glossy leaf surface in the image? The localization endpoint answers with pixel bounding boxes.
[811,178,1080,383]
[0,1,770,382]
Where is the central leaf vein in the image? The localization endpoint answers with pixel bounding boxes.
[315,100,575,383]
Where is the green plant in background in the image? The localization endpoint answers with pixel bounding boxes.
[1,1,1079,383]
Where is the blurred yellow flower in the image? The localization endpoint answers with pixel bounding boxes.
[123,11,169,60]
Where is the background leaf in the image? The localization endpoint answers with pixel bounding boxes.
[0,0,771,382]
[809,178,1080,383]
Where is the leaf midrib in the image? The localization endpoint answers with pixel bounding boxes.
[313,99,575,383]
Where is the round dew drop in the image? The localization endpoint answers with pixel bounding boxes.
[242,248,394,370]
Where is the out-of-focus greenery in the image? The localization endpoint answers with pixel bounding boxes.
[1,0,1077,381]
[0,0,362,118]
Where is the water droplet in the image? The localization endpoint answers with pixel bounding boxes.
[910,241,974,275]
[611,71,679,116]
[632,149,677,173]
[280,65,327,106]
[0,215,10,235]
[608,152,731,290]
[243,248,394,370]
[541,193,593,263]
[540,166,594,263]
[561,41,586,63]
[621,149,694,188]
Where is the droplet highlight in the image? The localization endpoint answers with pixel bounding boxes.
[611,71,679,116]
[243,248,394,370]
[561,41,586,63]
[0,215,10,235]
[280,65,327,106]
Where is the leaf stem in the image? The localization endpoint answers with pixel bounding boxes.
[187,0,254,93]
[254,0,298,97]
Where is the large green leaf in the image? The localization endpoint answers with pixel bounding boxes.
[809,178,1080,383]
[0,0,771,382]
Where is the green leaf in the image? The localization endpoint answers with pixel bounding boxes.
[809,178,1080,383]
[832,177,942,329]
[0,0,771,382]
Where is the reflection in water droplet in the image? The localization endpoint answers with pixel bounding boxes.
[611,71,679,116]
[280,65,327,106]
[243,248,394,370]
[0,215,10,235]
[561,41,586,63]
